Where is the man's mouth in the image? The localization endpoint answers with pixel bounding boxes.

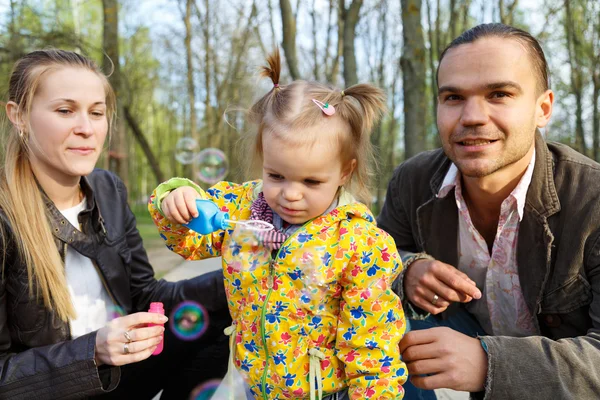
[458,139,498,146]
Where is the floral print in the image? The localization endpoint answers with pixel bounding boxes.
[149,179,407,399]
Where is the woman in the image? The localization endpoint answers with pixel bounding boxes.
[0,49,230,399]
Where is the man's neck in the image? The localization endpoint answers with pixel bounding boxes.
[461,145,534,250]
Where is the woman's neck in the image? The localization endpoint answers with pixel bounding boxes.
[32,165,83,210]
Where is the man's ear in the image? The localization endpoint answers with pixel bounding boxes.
[340,159,357,185]
[536,89,554,128]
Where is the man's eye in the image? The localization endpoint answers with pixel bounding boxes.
[490,92,510,99]
[444,94,461,101]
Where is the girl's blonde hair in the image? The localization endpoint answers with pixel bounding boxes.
[245,49,386,204]
[0,49,116,322]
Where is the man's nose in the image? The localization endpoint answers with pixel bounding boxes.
[460,97,489,127]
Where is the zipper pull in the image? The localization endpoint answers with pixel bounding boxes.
[267,259,276,289]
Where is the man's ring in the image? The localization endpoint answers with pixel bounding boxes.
[431,294,439,306]
[124,330,132,343]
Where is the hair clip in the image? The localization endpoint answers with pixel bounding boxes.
[312,99,335,116]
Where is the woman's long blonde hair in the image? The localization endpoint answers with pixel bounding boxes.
[0,49,116,321]
[245,49,386,205]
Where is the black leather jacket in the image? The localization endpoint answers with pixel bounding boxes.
[0,169,230,399]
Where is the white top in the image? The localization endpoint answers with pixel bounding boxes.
[437,150,538,336]
[60,199,114,338]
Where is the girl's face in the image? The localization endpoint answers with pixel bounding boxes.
[24,67,108,186]
[261,135,353,225]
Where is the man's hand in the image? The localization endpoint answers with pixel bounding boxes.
[400,327,488,392]
[404,259,482,314]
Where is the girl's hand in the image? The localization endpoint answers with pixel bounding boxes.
[161,186,201,224]
[94,312,168,367]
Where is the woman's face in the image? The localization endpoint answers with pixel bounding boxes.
[26,66,108,185]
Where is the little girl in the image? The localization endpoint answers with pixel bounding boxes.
[149,50,407,399]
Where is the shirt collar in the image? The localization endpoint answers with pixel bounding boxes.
[437,149,536,221]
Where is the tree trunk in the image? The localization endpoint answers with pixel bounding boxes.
[426,0,438,142]
[593,73,599,161]
[102,0,128,185]
[280,0,300,80]
[499,0,519,26]
[401,0,427,158]
[124,107,165,184]
[310,0,319,80]
[184,0,198,175]
[564,0,587,155]
[342,0,362,87]
[202,0,213,147]
[326,0,345,85]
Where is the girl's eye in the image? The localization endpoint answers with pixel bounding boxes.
[268,173,283,180]
[304,179,321,185]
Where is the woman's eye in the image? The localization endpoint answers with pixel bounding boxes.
[57,109,72,115]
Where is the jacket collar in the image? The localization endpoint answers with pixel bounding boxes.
[44,176,106,245]
[427,131,560,217]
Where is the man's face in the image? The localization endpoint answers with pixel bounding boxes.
[437,37,551,179]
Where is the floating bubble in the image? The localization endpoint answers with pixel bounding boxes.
[189,379,220,400]
[299,250,328,314]
[195,148,228,184]
[169,301,209,341]
[225,221,272,273]
[175,137,199,165]
[107,305,126,321]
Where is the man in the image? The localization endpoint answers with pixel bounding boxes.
[378,23,600,399]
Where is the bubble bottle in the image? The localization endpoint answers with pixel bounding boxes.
[148,302,165,356]
[184,199,231,234]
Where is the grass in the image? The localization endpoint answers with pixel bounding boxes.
[132,207,164,249]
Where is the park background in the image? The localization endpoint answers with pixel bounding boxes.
[1,1,598,398]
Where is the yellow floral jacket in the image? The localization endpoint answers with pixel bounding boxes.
[149,179,407,399]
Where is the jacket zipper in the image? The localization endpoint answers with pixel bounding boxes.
[259,220,313,399]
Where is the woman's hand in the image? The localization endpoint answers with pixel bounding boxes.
[161,186,201,224]
[94,312,168,366]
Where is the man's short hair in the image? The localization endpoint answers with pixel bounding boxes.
[437,23,550,95]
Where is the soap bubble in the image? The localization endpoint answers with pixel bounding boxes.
[175,137,199,165]
[195,148,228,184]
[298,249,328,314]
[189,379,220,400]
[169,301,209,341]
[225,220,273,273]
[107,305,126,321]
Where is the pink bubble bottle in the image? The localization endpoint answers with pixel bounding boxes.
[148,302,165,356]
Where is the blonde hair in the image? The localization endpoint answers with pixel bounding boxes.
[0,49,116,322]
[245,49,386,205]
